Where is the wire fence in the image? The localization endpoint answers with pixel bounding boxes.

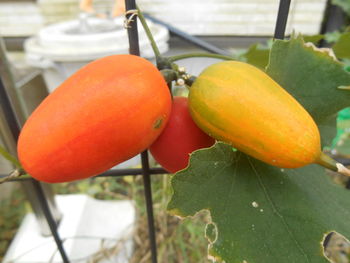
[0,0,347,262]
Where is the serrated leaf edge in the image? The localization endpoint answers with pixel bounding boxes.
[265,35,346,74]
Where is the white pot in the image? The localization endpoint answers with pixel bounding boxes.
[24,16,169,92]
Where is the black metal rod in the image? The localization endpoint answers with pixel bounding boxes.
[141,151,158,263]
[0,77,21,139]
[31,180,69,263]
[97,167,166,177]
[0,167,167,181]
[125,1,158,262]
[144,13,231,56]
[273,0,291,39]
[125,0,140,56]
[0,62,70,262]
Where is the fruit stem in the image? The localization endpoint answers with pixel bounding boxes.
[316,152,350,177]
[168,53,236,63]
[184,75,197,86]
[136,5,162,60]
[160,69,178,83]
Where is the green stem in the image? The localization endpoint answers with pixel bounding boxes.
[136,5,161,59]
[185,75,197,86]
[316,152,338,172]
[160,69,178,83]
[168,53,236,63]
[316,152,350,177]
[0,144,21,168]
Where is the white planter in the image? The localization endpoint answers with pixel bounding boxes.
[24,16,169,93]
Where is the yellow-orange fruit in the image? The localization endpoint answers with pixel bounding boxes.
[188,61,321,168]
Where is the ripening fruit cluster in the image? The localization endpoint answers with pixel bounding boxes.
[18,54,343,183]
[17,55,214,183]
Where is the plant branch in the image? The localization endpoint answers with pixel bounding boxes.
[0,169,26,184]
[168,53,236,63]
[136,5,161,59]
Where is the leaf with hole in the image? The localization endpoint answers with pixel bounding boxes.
[168,36,350,263]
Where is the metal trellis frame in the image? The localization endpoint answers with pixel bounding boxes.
[0,0,347,262]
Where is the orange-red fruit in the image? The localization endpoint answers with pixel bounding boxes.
[150,96,215,173]
[17,54,172,183]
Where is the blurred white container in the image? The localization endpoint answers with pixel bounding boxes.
[24,15,169,93]
[38,0,115,25]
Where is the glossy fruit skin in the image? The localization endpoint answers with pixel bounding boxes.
[150,96,215,173]
[188,61,321,168]
[18,54,172,183]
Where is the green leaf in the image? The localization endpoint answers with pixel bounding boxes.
[240,43,270,70]
[333,32,350,59]
[169,142,350,263]
[240,36,324,71]
[344,58,350,72]
[324,31,343,44]
[303,34,324,45]
[169,36,350,262]
[0,144,21,168]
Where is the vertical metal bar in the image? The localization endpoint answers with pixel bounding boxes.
[0,77,20,140]
[141,151,158,263]
[125,0,140,56]
[30,180,70,263]
[0,55,69,262]
[274,0,292,39]
[125,1,158,262]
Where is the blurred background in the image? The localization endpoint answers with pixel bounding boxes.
[0,0,349,262]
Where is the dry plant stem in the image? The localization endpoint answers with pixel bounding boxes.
[124,9,138,28]
[317,152,350,177]
[336,163,350,177]
[0,169,25,184]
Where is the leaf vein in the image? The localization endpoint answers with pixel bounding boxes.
[247,157,311,262]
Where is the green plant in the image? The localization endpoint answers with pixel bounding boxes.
[169,36,350,263]
[1,5,350,263]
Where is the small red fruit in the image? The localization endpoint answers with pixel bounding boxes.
[150,96,215,173]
